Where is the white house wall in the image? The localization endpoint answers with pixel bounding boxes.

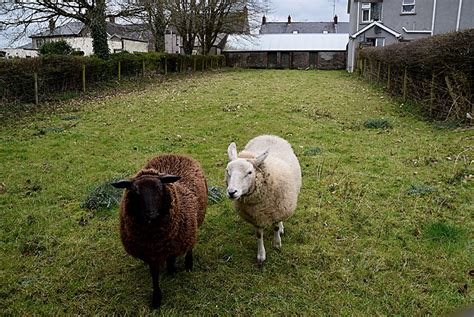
[123,39,148,53]
[1,48,38,58]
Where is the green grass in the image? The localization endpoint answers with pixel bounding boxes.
[1,69,472,315]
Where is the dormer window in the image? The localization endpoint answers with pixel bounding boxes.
[361,2,382,23]
[361,3,371,23]
[402,0,415,14]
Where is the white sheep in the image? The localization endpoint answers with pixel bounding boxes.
[225,135,301,264]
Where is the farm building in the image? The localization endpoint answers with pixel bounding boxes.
[223,33,348,70]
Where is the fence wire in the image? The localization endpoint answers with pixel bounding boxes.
[0,54,225,105]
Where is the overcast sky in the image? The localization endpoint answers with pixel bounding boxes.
[0,0,349,48]
[265,0,349,23]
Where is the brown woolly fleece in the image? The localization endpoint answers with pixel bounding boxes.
[119,154,207,267]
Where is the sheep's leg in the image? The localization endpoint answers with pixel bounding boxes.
[279,221,285,235]
[185,249,193,272]
[256,227,266,264]
[272,223,282,249]
[149,264,162,309]
[166,256,177,275]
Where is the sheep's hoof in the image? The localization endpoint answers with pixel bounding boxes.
[150,297,161,309]
[272,240,282,249]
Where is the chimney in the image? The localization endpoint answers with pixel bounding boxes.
[262,15,266,25]
[49,19,55,32]
[109,16,116,24]
[287,15,292,24]
[333,15,338,24]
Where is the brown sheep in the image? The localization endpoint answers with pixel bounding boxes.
[112,154,207,308]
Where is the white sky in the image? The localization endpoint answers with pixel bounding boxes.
[265,0,349,23]
[0,0,350,48]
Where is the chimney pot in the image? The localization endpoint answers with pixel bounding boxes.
[334,15,338,24]
[262,15,266,25]
[109,16,116,24]
[288,15,291,24]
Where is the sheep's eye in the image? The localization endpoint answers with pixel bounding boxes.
[247,171,253,175]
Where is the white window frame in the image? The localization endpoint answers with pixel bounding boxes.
[361,3,371,23]
[375,38,385,47]
[402,0,415,14]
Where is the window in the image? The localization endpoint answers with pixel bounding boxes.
[361,3,371,23]
[361,3,382,23]
[292,30,298,34]
[375,38,385,47]
[402,0,415,14]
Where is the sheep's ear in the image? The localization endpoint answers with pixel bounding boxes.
[228,142,238,161]
[112,179,134,188]
[160,174,181,183]
[253,150,269,167]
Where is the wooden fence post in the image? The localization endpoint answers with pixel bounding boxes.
[82,64,86,93]
[193,58,197,72]
[387,64,391,90]
[403,67,408,101]
[34,72,39,105]
[202,58,205,71]
[164,58,168,75]
[142,60,145,77]
[118,61,121,81]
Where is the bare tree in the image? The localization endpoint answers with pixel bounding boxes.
[0,0,138,59]
[120,0,169,52]
[168,0,199,55]
[168,0,265,56]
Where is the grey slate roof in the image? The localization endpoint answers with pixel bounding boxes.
[259,22,349,34]
[31,21,84,38]
[31,21,150,42]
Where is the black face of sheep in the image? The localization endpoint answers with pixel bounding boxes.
[112,174,181,224]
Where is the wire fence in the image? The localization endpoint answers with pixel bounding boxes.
[0,53,225,106]
[358,29,473,122]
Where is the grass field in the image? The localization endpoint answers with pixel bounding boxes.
[1,69,472,315]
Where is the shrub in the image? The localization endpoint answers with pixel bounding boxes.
[358,29,474,121]
[0,52,225,104]
[39,40,74,56]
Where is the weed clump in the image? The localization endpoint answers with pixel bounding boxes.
[407,184,437,195]
[82,176,124,210]
[304,147,322,156]
[208,185,225,205]
[364,118,393,129]
[423,221,466,244]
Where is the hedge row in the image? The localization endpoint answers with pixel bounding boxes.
[358,29,473,121]
[0,52,225,104]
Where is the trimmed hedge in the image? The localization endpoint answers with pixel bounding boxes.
[358,29,473,121]
[0,52,225,104]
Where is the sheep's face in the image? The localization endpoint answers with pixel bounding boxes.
[112,174,180,223]
[226,142,268,200]
[226,159,256,200]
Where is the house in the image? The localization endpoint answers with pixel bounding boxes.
[346,0,474,72]
[164,26,229,55]
[260,15,349,34]
[0,43,38,59]
[30,19,150,55]
[223,16,349,69]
